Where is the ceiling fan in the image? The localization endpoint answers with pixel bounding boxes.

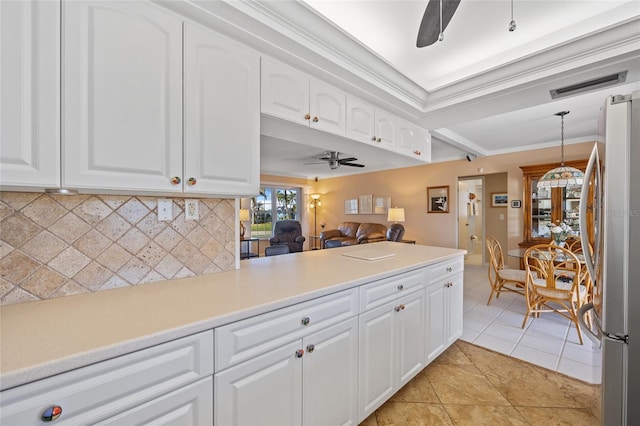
[305,151,365,170]
[416,0,461,47]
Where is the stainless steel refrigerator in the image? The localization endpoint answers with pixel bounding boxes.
[579,91,639,425]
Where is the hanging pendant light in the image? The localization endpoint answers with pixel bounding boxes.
[537,111,585,188]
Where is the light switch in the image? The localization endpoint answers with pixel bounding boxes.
[499,214,505,221]
[158,199,172,221]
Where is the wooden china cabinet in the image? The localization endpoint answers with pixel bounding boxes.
[519,159,594,250]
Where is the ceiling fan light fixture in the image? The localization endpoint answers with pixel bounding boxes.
[508,0,516,32]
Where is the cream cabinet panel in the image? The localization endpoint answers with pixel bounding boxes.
[0,0,60,189]
[215,340,303,426]
[425,273,463,363]
[309,80,346,136]
[447,274,464,346]
[396,290,426,387]
[302,317,358,426]
[261,58,309,126]
[95,377,213,426]
[346,96,375,144]
[183,22,260,196]
[63,1,183,193]
[373,108,398,151]
[397,119,431,162]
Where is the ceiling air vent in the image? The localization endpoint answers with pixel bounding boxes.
[550,71,627,99]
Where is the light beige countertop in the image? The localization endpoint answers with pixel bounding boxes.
[0,242,464,391]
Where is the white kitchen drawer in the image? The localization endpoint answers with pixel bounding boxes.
[359,269,424,312]
[0,331,213,425]
[428,256,464,283]
[216,288,358,371]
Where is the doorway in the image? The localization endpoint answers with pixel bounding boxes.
[458,177,484,265]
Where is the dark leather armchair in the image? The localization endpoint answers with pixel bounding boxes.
[386,224,405,242]
[269,220,306,253]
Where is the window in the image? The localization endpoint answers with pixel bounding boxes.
[250,186,300,238]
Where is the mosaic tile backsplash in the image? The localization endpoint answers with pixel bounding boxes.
[0,192,236,306]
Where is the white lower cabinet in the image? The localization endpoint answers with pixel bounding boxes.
[358,289,425,422]
[215,317,358,426]
[425,272,464,363]
[0,331,213,425]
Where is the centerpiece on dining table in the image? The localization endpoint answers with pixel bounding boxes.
[550,221,575,247]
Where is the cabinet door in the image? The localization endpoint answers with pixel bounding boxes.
[303,317,358,426]
[309,80,346,136]
[215,341,302,426]
[397,119,431,162]
[358,302,395,422]
[374,109,397,151]
[0,0,59,189]
[95,377,213,426]
[63,1,183,192]
[446,274,464,346]
[396,290,426,388]
[184,22,260,196]
[261,58,309,126]
[425,281,447,363]
[346,96,375,144]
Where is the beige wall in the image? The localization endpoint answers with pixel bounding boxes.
[0,193,236,306]
[484,173,508,261]
[295,141,594,268]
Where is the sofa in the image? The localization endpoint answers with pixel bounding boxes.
[320,222,387,248]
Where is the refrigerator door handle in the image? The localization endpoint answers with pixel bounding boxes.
[578,302,603,347]
[579,143,601,285]
[579,302,630,346]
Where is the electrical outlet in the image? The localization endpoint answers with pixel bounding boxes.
[499,214,505,221]
[185,199,199,220]
[158,199,172,221]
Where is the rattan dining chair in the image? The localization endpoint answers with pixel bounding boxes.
[522,244,588,344]
[486,235,527,305]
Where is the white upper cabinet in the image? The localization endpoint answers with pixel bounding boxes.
[398,118,432,162]
[0,0,60,189]
[261,58,310,126]
[261,58,346,136]
[309,80,346,136]
[373,108,398,151]
[346,96,375,144]
[63,1,183,193]
[183,22,260,196]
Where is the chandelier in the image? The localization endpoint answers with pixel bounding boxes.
[537,111,585,188]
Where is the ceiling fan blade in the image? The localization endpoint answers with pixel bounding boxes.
[341,162,365,168]
[338,157,358,163]
[416,0,461,48]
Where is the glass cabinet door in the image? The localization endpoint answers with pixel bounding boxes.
[531,180,552,238]
[563,186,582,236]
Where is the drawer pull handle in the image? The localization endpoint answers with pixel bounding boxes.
[295,349,304,358]
[446,267,453,272]
[395,304,405,312]
[307,344,315,353]
[397,284,404,291]
[301,317,310,326]
[42,405,62,422]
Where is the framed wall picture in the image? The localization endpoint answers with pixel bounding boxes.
[491,192,508,207]
[427,186,449,213]
[344,198,358,214]
[359,194,373,214]
[374,196,391,214]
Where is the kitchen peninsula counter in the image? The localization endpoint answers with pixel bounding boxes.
[0,242,464,391]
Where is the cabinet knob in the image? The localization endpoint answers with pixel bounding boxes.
[445,282,453,288]
[414,150,421,156]
[371,136,377,142]
[41,405,62,422]
[306,344,315,353]
[376,137,381,143]
[305,113,311,120]
[394,304,405,312]
[446,267,453,272]
[295,349,304,358]
[312,116,319,122]
[397,284,404,291]
[187,177,197,186]
[301,316,310,326]
[170,176,181,185]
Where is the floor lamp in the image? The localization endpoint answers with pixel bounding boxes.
[310,194,322,249]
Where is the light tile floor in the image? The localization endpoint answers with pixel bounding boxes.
[461,264,602,384]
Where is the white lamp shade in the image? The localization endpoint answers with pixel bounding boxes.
[239,208,250,221]
[387,207,405,223]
